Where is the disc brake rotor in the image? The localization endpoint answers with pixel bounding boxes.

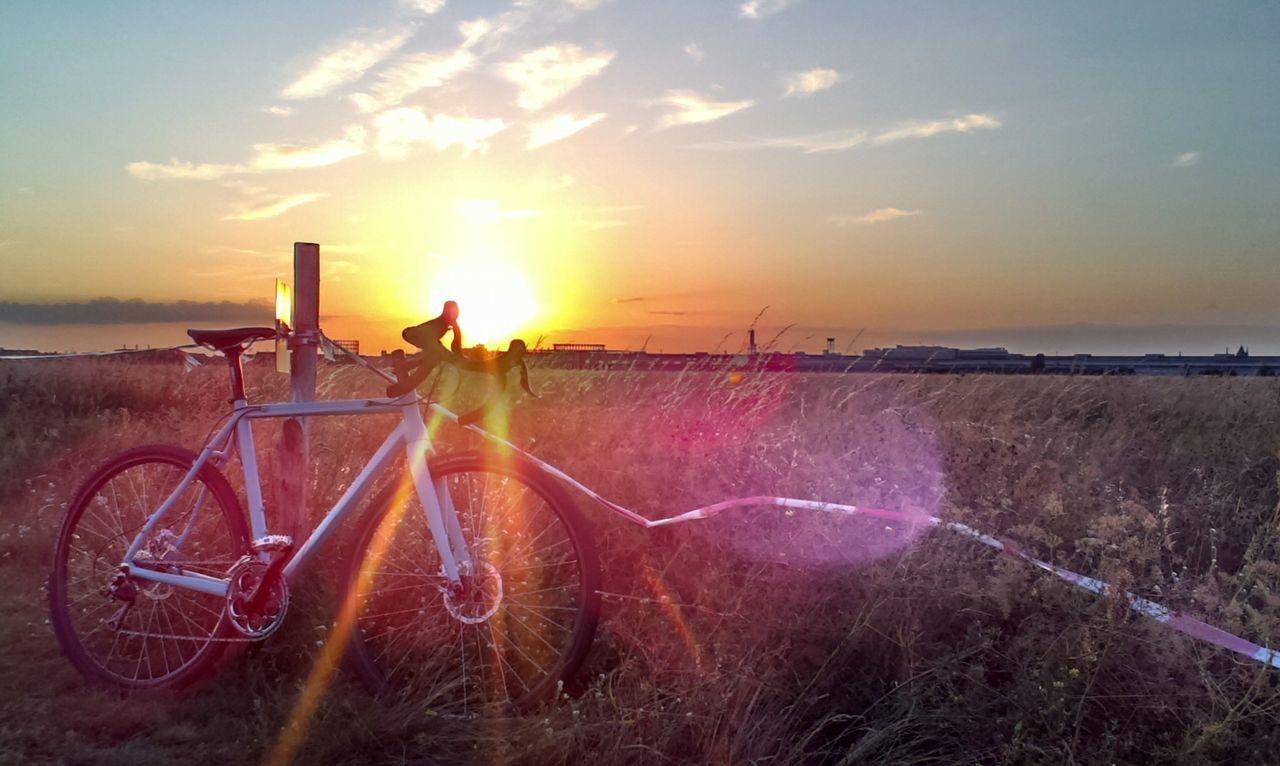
[441,561,503,625]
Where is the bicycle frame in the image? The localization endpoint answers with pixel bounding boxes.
[121,394,473,598]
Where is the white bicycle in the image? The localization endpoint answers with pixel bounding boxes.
[48,311,601,714]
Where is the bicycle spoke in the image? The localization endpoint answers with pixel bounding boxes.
[491,613,551,679]
[350,456,597,711]
[485,621,520,697]
[505,601,574,638]
[53,450,243,687]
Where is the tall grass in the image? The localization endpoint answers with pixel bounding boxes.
[1,357,1278,764]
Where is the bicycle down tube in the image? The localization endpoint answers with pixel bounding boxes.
[120,396,474,599]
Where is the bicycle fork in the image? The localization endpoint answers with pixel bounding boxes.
[400,406,473,585]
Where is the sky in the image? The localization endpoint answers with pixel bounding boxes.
[1,0,1278,355]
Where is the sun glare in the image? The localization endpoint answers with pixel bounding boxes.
[424,252,538,348]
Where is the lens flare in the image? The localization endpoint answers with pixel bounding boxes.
[265,480,416,766]
[641,562,706,670]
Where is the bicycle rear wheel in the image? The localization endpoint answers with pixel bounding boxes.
[49,445,249,689]
[346,451,600,714]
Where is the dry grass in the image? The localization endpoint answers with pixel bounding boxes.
[1,357,1279,765]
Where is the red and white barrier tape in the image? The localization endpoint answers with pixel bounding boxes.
[939,517,1280,669]
[644,497,1279,671]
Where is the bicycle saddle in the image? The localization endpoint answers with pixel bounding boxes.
[187,327,277,352]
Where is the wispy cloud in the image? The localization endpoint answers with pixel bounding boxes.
[831,207,922,227]
[0,240,14,250]
[697,129,866,153]
[739,0,797,20]
[527,112,605,148]
[0,297,271,325]
[784,68,839,97]
[223,192,328,221]
[374,107,508,157]
[1173,151,1201,167]
[281,27,413,100]
[458,18,492,48]
[126,159,240,181]
[654,89,755,129]
[250,126,367,170]
[497,44,615,111]
[350,48,476,113]
[262,105,295,117]
[456,199,542,222]
[696,112,1000,153]
[684,42,704,62]
[871,113,1000,144]
[459,0,602,60]
[401,0,445,13]
[127,127,367,180]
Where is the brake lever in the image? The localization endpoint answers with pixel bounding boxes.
[386,352,435,398]
[499,339,537,398]
[518,359,537,398]
[455,341,536,425]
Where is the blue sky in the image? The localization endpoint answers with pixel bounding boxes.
[1,1,1277,354]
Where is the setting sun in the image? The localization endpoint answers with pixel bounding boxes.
[423,251,538,348]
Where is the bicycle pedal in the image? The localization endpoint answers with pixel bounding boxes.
[251,535,294,554]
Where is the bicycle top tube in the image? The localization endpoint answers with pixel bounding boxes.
[239,397,417,419]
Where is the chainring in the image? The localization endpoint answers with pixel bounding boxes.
[225,557,290,639]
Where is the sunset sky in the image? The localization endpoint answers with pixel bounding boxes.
[1,1,1278,354]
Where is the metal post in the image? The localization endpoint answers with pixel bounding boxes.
[292,242,319,404]
[276,242,318,540]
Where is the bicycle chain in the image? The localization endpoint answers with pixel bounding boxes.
[109,560,264,643]
[111,627,258,643]
[132,559,241,571]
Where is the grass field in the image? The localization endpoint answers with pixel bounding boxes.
[2,357,1279,765]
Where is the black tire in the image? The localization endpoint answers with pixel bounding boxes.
[346,451,601,714]
[49,445,249,689]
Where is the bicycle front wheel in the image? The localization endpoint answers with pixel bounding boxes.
[346,452,601,714]
[49,445,249,689]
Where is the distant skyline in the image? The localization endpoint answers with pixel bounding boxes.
[2,1,1278,354]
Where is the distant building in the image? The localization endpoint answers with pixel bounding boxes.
[330,339,360,356]
[553,343,607,352]
[863,345,961,361]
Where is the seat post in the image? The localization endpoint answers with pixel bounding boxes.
[226,348,247,403]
